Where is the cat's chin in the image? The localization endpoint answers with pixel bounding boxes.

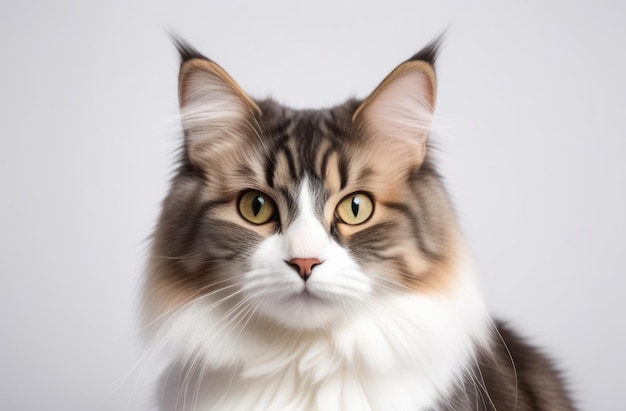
[262,292,346,330]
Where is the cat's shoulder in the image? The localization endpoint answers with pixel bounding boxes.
[442,320,576,411]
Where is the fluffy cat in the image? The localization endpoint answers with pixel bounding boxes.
[142,38,576,410]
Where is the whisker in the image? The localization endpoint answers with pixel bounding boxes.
[140,278,244,331]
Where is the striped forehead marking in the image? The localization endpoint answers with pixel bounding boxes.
[263,125,349,190]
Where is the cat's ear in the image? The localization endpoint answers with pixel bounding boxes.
[353,40,439,164]
[175,40,261,168]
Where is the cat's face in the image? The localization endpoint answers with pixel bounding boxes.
[146,42,459,331]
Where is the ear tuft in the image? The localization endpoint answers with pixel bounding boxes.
[406,32,446,66]
[171,34,209,64]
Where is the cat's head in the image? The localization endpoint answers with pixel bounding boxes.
[144,38,461,332]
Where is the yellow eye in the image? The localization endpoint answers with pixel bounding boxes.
[336,193,374,225]
[238,191,276,225]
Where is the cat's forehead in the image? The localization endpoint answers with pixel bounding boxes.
[250,99,364,187]
[257,99,359,145]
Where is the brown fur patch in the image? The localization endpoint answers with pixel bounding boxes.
[324,152,343,193]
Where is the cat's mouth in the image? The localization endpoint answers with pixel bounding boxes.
[290,287,325,303]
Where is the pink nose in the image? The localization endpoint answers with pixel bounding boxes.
[286,258,323,281]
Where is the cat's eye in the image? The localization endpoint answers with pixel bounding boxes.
[238,191,276,225]
[336,193,374,225]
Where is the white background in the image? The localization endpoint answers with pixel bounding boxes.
[1,1,624,409]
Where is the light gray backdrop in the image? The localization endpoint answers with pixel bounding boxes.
[1,1,624,410]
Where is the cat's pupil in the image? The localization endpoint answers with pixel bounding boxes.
[351,197,360,217]
[252,196,264,216]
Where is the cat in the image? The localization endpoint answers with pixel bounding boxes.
[141,37,576,410]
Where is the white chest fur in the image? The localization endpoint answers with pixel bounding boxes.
[155,272,490,411]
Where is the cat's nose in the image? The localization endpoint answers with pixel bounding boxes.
[286,258,323,281]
